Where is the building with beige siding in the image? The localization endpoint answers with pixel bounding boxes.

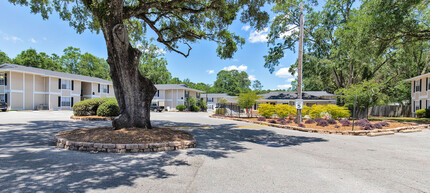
[152,84,203,111]
[406,74,430,116]
[0,63,114,110]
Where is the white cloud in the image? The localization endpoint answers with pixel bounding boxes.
[248,28,269,43]
[287,78,295,82]
[42,37,47,41]
[277,84,292,89]
[0,30,22,43]
[241,25,251,31]
[279,24,299,39]
[248,75,256,81]
[30,38,37,43]
[275,67,296,78]
[223,64,248,72]
[207,70,215,74]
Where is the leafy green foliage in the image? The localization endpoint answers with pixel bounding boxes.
[214,70,251,95]
[197,98,207,111]
[257,103,275,118]
[238,91,260,109]
[415,109,426,118]
[190,105,200,112]
[176,105,186,111]
[97,100,120,117]
[336,80,386,110]
[252,80,263,91]
[215,108,226,115]
[186,96,197,107]
[0,51,11,64]
[13,49,64,71]
[72,98,115,116]
[308,105,350,119]
[274,104,296,118]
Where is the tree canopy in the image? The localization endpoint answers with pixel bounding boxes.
[214,70,251,95]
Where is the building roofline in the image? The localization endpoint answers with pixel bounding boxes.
[405,73,430,81]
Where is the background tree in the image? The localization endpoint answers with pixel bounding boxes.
[214,70,251,95]
[13,49,64,71]
[0,51,11,64]
[9,0,269,129]
[137,43,172,84]
[252,80,263,91]
[237,91,261,117]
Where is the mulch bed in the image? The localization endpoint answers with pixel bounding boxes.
[70,115,116,121]
[243,118,412,131]
[57,127,194,144]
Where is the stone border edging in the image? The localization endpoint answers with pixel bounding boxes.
[55,134,197,153]
[209,115,429,136]
[70,115,116,121]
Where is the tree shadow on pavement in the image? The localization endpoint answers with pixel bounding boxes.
[0,119,327,192]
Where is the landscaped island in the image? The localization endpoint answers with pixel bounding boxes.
[212,104,427,136]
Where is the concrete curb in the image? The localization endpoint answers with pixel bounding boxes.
[209,115,429,137]
[54,133,197,153]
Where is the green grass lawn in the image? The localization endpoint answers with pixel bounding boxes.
[369,116,430,124]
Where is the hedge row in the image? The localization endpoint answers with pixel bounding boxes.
[258,104,350,119]
[73,98,119,117]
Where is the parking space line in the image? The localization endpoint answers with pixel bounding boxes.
[160,127,212,130]
[235,125,266,128]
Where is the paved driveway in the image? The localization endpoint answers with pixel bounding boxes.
[0,111,429,193]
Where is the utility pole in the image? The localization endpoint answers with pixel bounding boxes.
[297,2,304,123]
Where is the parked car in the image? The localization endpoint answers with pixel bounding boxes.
[150,103,164,112]
[0,102,8,112]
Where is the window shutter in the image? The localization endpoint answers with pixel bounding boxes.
[71,80,74,90]
[59,79,61,89]
[71,97,74,107]
[5,94,7,103]
[427,78,428,91]
[420,79,422,91]
[427,100,428,109]
[107,85,109,93]
[4,73,7,86]
[414,81,416,92]
[58,96,61,107]
[98,84,100,93]
[420,100,422,109]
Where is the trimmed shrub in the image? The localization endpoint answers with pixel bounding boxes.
[279,120,288,125]
[327,118,337,124]
[305,119,315,124]
[317,120,329,127]
[362,123,374,130]
[308,104,350,119]
[97,100,120,116]
[274,104,296,118]
[354,119,370,127]
[215,108,225,115]
[415,109,426,118]
[277,118,286,122]
[257,117,266,121]
[176,105,186,111]
[380,121,389,127]
[373,123,383,129]
[339,119,351,127]
[298,123,305,128]
[334,125,340,128]
[268,119,277,123]
[190,105,200,112]
[73,98,115,116]
[314,117,324,123]
[258,104,275,118]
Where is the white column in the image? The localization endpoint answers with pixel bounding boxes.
[23,72,25,110]
[48,77,51,110]
[33,74,35,110]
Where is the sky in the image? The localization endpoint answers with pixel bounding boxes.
[0,1,300,90]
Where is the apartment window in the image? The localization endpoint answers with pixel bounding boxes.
[208,98,213,102]
[61,97,71,107]
[61,80,71,90]
[415,100,421,112]
[0,94,4,102]
[0,73,5,85]
[427,100,430,109]
[101,85,108,93]
[415,80,421,92]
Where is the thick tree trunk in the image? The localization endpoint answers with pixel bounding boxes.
[99,2,157,129]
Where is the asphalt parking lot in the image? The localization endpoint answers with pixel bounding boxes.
[0,111,429,192]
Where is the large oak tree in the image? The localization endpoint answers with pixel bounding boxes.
[9,0,269,129]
